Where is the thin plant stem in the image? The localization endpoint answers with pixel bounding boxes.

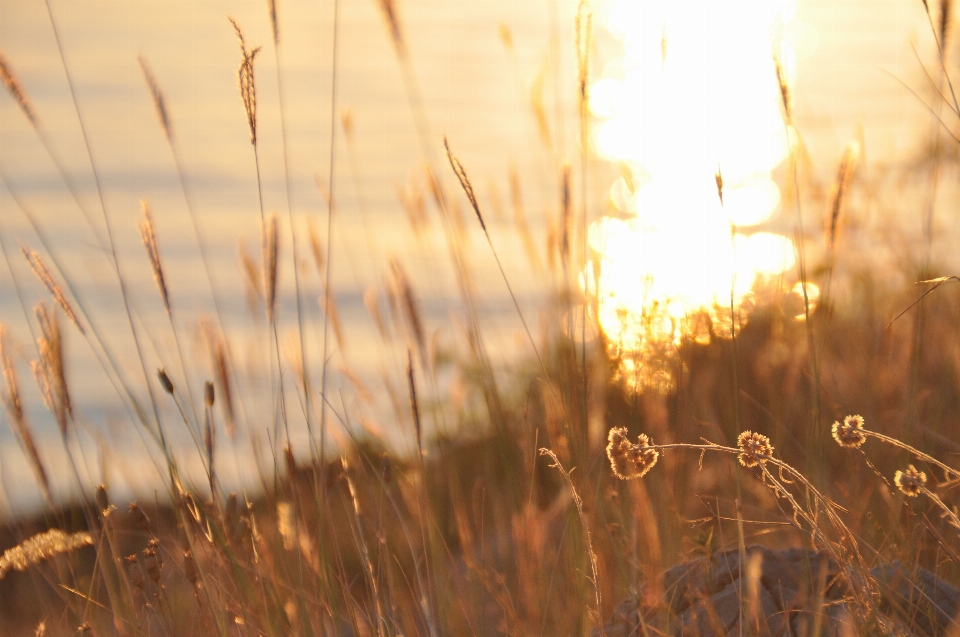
[42,0,168,449]
[271,3,314,462]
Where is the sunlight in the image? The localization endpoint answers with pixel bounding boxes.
[588,0,798,391]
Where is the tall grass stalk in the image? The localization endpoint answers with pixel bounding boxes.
[42,0,169,457]
[776,51,824,487]
[138,57,253,435]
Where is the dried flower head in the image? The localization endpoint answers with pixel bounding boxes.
[606,427,659,480]
[0,529,94,579]
[832,414,867,449]
[894,464,926,497]
[737,431,774,467]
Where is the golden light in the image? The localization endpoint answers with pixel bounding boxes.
[588,0,799,391]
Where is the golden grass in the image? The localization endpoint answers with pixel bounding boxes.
[0,529,93,580]
[1,1,960,636]
[0,51,36,125]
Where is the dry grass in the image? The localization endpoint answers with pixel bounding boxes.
[1,1,960,636]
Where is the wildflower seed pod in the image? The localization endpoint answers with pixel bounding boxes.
[737,431,774,468]
[157,368,174,395]
[831,415,867,449]
[606,427,659,479]
[894,464,926,497]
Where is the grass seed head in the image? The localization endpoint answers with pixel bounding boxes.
[33,304,71,436]
[894,464,926,497]
[0,51,37,124]
[125,554,144,590]
[827,144,858,250]
[737,430,774,467]
[832,414,867,449]
[143,547,162,584]
[606,427,659,479]
[202,320,235,437]
[1,326,25,428]
[139,201,171,316]
[375,0,405,53]
[157,368,174,395]
[128,502,151,532]
[575,0,593,102]
[95,485,109,514]
[268,0,279,44]
[138,57,171,140]
[261,214,279,321]
[0,529,94,579]
[1,327,52,504]
[390,261,425,355]
[774,54,792,124]
[444,138,486,233]
[941,0,952,49]
[183,550,197,586]
[229,18,261,145]
[21,244,84,334]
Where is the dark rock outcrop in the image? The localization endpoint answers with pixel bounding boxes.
[601,546,960,636]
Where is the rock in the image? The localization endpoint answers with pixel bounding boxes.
[599,546,960,637]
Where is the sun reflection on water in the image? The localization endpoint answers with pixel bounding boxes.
[587,0,800,392]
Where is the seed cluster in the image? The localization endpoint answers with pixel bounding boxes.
[737,431,774,468]
[894,465,926,497]
[831,414,867,449]
[0,529,94,579]
[606,427,659,480]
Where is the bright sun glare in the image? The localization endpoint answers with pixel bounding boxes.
[586,0,806,391]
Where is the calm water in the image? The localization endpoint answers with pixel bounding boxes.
[0,0,956,514]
